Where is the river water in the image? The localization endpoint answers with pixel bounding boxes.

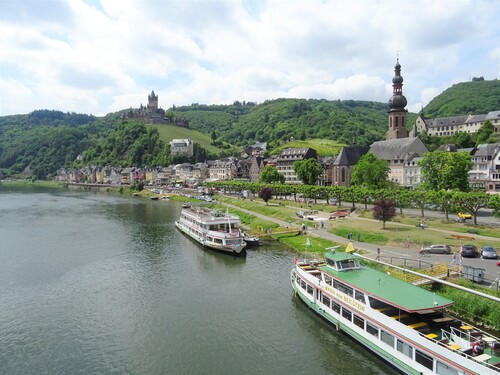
[0,186,398,375]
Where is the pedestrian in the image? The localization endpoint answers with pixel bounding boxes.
[320,220,324,229]
[376,247,380,259]
[451,252,457,264]
[348,232,352,240]
[357,232,360,241]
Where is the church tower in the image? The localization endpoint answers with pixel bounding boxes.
[387,59,409,139]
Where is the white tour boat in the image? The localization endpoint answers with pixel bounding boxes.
[291,246,500,374]
[175,206,247,255]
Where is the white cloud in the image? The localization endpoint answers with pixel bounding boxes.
[1,0,499,116]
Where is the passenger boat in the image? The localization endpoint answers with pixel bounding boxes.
[290,246,500,374]
[175,206,247,255]
[243,234,260,247]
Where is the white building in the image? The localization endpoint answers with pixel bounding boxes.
[469,143,500,192]
[170,139,194,157]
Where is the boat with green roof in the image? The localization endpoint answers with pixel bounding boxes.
[290,246,500,374]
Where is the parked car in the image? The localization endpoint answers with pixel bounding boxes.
[420,244,452,254]
[481,245,498,260]
[460,244,479,258]
[457,212,472,219]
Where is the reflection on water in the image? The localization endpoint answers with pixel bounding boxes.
[0,186,397,375]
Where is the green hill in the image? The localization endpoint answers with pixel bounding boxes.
[146,123,232,154]
[270,139,346,157]
[2,78,499,180]
[423,79,500,118]
[175,99,390,148]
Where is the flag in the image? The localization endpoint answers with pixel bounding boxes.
[306,237,311,247]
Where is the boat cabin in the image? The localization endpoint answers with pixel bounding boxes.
[325,251,361,271]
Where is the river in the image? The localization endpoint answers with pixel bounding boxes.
[0,185,398,375]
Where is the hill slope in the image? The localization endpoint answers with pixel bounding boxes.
[175,99,390,148]
[146,123,232,154]
[423,79,500,118]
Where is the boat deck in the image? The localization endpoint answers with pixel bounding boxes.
[296,261,500,371]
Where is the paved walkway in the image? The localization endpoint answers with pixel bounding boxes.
[221,201,413,260]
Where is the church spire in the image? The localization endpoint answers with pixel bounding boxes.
[387,58,409,139]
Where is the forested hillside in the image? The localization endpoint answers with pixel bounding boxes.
[0,110,116,179]
[1,79,499,180]
[174,99,389,149]
[423,79,500,118]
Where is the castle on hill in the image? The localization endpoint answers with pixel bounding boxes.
[124,90,189,128]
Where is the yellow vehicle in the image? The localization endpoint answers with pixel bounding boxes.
[457,212,472,219]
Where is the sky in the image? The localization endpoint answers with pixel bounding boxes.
[1,0,499,117]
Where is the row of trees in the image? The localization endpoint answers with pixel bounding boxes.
[207,180,500,224]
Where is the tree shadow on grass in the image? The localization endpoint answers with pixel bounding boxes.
[381,227,412,232]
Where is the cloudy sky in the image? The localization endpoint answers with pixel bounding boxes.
[1,0,499,116]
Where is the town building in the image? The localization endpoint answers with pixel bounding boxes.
[276,148,317,184]
[369,137,428,187]
[170,139,194,157]
[410,110,500,137]
[209,158,238,181]
[331,146,370,187]
[468,143,500,191]
[249,156,266,182]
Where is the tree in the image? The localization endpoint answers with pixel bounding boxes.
[259,165,285,184]
[419,151,472,191]
[258,187,273,205]
[350,153,390,190]
[489,194,500,220]
[451,191,490,225]
[294,158,323,185]
[475,120,494,144]
[426,189,454,221]
[372,198,396,228]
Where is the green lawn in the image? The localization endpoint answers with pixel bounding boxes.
[217,195,500,252]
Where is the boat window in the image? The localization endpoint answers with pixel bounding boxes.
[368,297,386,309]
[332,301,340,314]
[341,308,352,322]
[415,350,433,371]
[354,291,365,304]
[338,259,359,270]
[366,323,378,337]
[353,314,364,329]
[333,280,353,297]
[323,275,332,285]
[396,339,413,358]
[326,258,336,268]
[322,295,331,308]
[380,330,394,348]
[300,280,306,290]
[306,285,314,296]
[436,361,459,375]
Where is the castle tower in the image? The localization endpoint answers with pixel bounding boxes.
[387,59,409,139]
[148,90,158,112]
